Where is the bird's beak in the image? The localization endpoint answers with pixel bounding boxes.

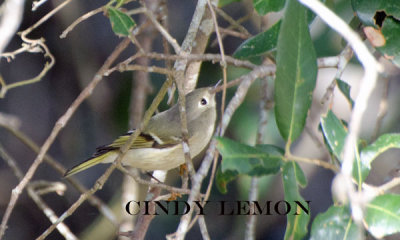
[209,79,222,94]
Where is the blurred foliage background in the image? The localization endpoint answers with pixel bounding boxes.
[1,0,400,239]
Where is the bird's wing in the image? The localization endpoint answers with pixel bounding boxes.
[104,131,154,150]
[100,130,182,152]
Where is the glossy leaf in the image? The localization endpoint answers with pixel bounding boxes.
[233,21,281,59]
[108,7,136,36]
[337,79,354,108]
[253,0,285,15]
[217,137,283,176]
[319,111,366,185]
[282,161,309,240]
[320,110,347,162]
[359,134,400,181]
[234,0,327,59]
[216,137,283,193]
[351,0,400,66]
[351,0,379,26]
[365,194,400,238]
[378,16,400,66]
[310,205,361,240]
[351,0,400,26]
[274,0,317,142]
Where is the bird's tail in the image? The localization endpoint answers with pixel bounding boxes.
[64,151,114,178]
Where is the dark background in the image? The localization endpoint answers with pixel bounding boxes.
[1,0,400,239]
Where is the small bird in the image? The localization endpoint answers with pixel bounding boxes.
[64,87,217,178]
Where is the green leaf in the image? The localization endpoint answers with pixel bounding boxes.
[274,0,317,142]
[378,16,400,67]
[310,205,361,240]
[351,0,400,26]
[282,161,309,240]
[365,194,400,238]
[319,111,366,185]
[234,0,327,60]
[359,134,400,181]
[253,0,286,15]
[351,0,400,67]
[337,79,354,108]
[233,21,281,59]
[320,110,347,162]
[217,137,283,176]
[108,7,136,36]
[216,137,283,193]
[216,167,237,194]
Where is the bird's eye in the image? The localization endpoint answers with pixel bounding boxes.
[200,98,208,105]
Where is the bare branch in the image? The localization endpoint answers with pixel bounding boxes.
[320,45,353,104]
[0,144,77,240]
[0,123,118,225]
[299,0,382,224]
[60,7,103,39]
[143,5,181,54]
[213,6,250,36]
[37,68,174,239]
[245,76,272,240]
[171,64,276,239]
[0,38,131,240]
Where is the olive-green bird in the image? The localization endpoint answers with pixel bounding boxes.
[64,87,217,177]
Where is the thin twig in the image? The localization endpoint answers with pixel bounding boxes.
[375,177,400,193]
[117,167,194,197]
[173,0,208,93]
[286,152,339,172]
[210,12,251,47]
[207,0,227,137]
[299,0,382,224]
[119,7,156,236]
[0,38,131,240]
[175,78,196,178]
[108,52,258,74]
[143,5,181,54]
[171,64,276,240]
[0,123,118,225]
[198,216,210,240]
[60,7,103,38]
[0,0,62,98]
[361,177,400,201]
[213,6,250,36]
[245,77,271,240]
[0,144,77,240]
[170,0,214,186]
[145,52,258,69]
[320,45,353,104]
[211,56,343,93]
[32,0,49,11]
[37,72,174,240]
[218,27,250,39]
[186,150,219,232]
[24,0,72,36]
[126,170,167,239]
[124,65,174,75]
